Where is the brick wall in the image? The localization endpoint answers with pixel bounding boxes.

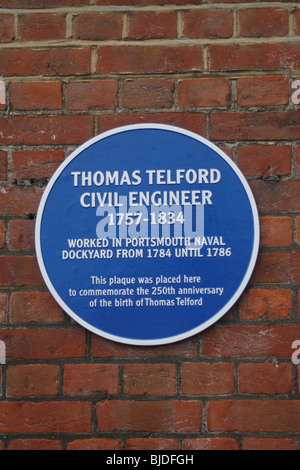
[0,0,300,451]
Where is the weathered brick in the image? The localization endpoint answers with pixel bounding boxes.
[238,363,293,394]
[10,291,64,323]
[236,76,289,106]
[0,151,7,180]
[67,80,118,110]
[0,14,14,43]
[98,113,206,137]
[92,333,197,359]
[259,217,293,248]
[123,364,176,396]
[97,45,203,74]
[0,328,86,359]
[251,253,300,283]
[96,400,201,432]
[183,9,233,38]
[207,400,300,432]
[7,364,59,397]
[238,145,291,177]
[243,438,299,451]
[239,8,289,37]
[0,402,92,433]
[122,79,174,109]
[0,0,89,6]
[297,216,300,245]
[11,149,64,181]
[178,78,230,107]
[0,48,91,77]
[210,111,300,141]
[183,439,238,450]
[9,219,35,250]
[73,13,122,40]
[0,186,43,216]
[249,180,300,212]
[201,325,300,358]
[10,81,62,111]
[67,439,121,450]
[64,364,119,396]
[18,13,66,41]
[209,43,300,72]
[0,256,43,287]
[127,11,177,39]
[8,440,63,450]
[125,439,179,450]
[239,288,293,320]
[0,115,94,145]
[181,363,234,395]
[0,220,5,249]
[0,293,7,323]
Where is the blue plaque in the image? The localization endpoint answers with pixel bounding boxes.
[35,124,259,345]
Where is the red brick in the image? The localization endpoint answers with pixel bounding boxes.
[0,402,92,433]
[19,13,66,41]
[122,79,174,109]
[8,440,63,450]
[0,293,7,323]
[183,9,233,38]
[97,400,201,432]
[238,363,292,394]
[210,111,300,141]
[297,216,300,245]
[0,220,5,249]
[209,43,300,72]
[92,334,197,359]
[239,289,293,320]
[10,291,64,323]
[11,150,64,181]
[67,80,118,110]
[0,48,90,77]
[202,325,300,358]
[259,217,293,248]
[97,0,199,4]
[97,45,203,74]
[64,364,119,396]
[295,146,300,175]
[0,151,7,180]
[239,8,288,37]
[0,115,94,145]
[67,439,121,450]
[123,364,176,396]
[98,113,206,137]
[178,78,230,107]
[295,9,300,36]
[252,252,300,283]
[238,145,291,177]
[207,400,300,432]
[0,0,89,6]
[0,256,43,287]
[125,439,179,450]
[9,220,35,250]
[183,438,238,450]
[237,76,289,106]
[10,81,62,111]
[0,328,86,360]
[0,14,14,43]
[7,364,59,397]
[243,438,299,451]
[181,363,234,395]
[249,180,300,212]
[127,11,177,39]
[73,13,122,40]
[0,186,43,216]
